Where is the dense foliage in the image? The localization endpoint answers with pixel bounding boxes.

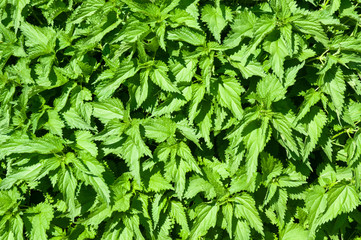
[1,0,361,239]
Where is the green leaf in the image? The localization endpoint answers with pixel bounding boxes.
[343,100,361,126]
[0,214,24,240]
[80,204,112,228]
[159,140,202,198]
[329,35,361,53]
[222,203,233,238]
[280,24,293,56]
[223,10,255,48]
[120,122,152,185]
[190,203,219,240]
[0,157,60,189]
[284,62,305,88]
[323,67,346,118]
[230,168,257,193]
[176,119,201,148]
[54,82,77,111]
[157,216,173,240]
[152,193,167,230]
[256,74,287,108]
[201,4,233,42]
[92,98,125,124]
[235,220,251,240]
[170,201,190,234]
[147,172,173,192]
[188,84,205,122]
[272,113,298,155]
[234,193,264,234]
[20,22,55,58]
[295,88,321,122]
[102,219,133,240]
[185,176,216,200]
[112,18,150,43]
[261,153,283,185]
[0,134,64,159]
[264,36,289,78]
[217,77,244,119]
[177,141,202,175]
[133,69,150,108]
[345,132,361,165]
[169,57,198,84]
[243,16,276,60]
[57,165,78,218]
[292,15,328,45]
[265,188,288,227]
[75,130,98,157]
[302,107,327,161]
[244,118,271,178]
[44,109,65,137]
[152,87,190,116]
[0,163,42,190]
[95,60,137,100]
[230,59,266,79]
[150,62,179,93]
[144,117,176,143]
[70,0,105,24]
[305,185,327,237]
[321,182,360,224]
[63,106,93,130]
[169,9,200,30]
[280,223,308,240]
[0,188,22,215]
[168,27,206,46]
[24,203,54,240]
[10,0,30,33]
[329,0,341,14]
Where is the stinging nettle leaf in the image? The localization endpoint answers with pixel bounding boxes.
[217,77,244,119]
[20,22,56,58]
[92,98,125,124]
[150,62,180,93]
[244,118,271,179]
[321,182,360,224]
[95,60,137,100]
[70,0,105,24]
[201,4,233,43]
[190,203,219,240]
[168,27,206,46]
[0,134,64,159]
[144,117,176,143]
[256,74,287,108]
[24,203,54,240]
[170,201,190,234]
[63,106,94,130]
[75,130,98,157]
[57,165,78,218]
[44,109,65,137]
[301,107,327,161]
[234,193,264,234]
[305,185,327,237]
[0,163,42,190]
[272,113,299,155]
[292,15,329,45]
[148,172,173,192]
[264,36,289,78]
[323,67,346,119]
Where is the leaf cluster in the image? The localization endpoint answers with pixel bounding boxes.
[1,0,361,239]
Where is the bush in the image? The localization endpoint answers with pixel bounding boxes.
[1,0,361,239]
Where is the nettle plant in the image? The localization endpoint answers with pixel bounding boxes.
[1,0,361,239]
